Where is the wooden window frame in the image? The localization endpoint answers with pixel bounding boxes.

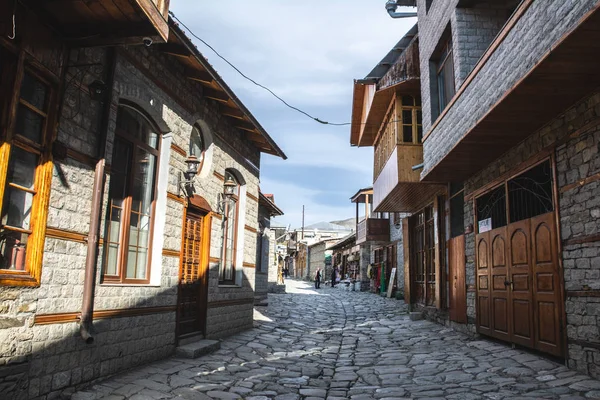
[220,172,240,284]
[436,35,456,116]
[0,49,58,287]
[397,96,423,145]
[102,105,161,285]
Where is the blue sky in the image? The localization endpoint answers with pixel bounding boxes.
[171,1,416,228]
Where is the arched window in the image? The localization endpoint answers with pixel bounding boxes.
[189,124,205,172]
[221,171,239,283]
[103,105,160,284]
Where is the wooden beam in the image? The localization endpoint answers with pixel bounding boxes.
[187,69,214,84]
[220,105,246,120]
[203,88,229,103]
[235,121,259,133]
[158,43,191,58]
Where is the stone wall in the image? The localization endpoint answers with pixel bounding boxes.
[0,31,267,397]
[390,218,405,295]
[463,90,600,378]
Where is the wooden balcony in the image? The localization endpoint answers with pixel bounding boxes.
[25,0,170,46]
[422,1,600,182]
[356,218,389,245]
[373,144,445,213]
[351,28,420,147]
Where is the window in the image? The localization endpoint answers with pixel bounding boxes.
[189,124,206,171]
[398,95,423,144]
[220,171,239,283]
[475,160,554,233]
[449,182,465,238]
[431,30,456,120]
[0,61,55,286]
[103,105,160,284]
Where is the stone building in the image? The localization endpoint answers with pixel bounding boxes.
[307,239,337,284]
[254,192,284,305]
[0,2,285,398]
[354,0,600,379]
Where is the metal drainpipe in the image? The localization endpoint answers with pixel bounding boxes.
[385,0,418,18]
[80,47,117,344]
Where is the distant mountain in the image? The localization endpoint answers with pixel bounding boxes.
[301,218,355,232]
[329,218,356,230]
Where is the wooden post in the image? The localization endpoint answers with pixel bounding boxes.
[434,196,442,310]
[403,217,411,304]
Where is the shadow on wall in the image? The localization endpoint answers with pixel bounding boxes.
[0,266,258,400]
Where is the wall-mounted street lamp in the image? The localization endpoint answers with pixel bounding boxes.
[178,155,202,197]
[217,174,237,216]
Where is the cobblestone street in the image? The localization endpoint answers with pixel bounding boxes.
[72,280,600,400]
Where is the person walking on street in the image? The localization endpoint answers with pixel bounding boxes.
[331,267,337,288]
[315,268,321,289]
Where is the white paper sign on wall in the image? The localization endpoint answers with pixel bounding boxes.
[478,218,492,233]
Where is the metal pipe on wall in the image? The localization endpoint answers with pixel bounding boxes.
[80,47,117,344]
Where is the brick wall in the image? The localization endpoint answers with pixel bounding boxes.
[422,0,597,175]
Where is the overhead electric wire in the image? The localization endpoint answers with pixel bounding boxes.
[169,11,352,126]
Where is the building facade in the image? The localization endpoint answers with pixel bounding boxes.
[355,0,600,379]
[0,2,285,398]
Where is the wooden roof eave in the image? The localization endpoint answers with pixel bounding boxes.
[373,182,446,213]
[350,82,366,146]
[259,192,284,217]
[349,187,373,203]
[357,78,420,147]
[167,19,287,160]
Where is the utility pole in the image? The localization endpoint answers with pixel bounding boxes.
[301,205,305,240]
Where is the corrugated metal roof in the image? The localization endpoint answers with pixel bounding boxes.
[363,24,418,81]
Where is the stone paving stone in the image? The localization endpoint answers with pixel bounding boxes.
[72,279,600,399]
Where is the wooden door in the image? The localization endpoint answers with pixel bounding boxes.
[508,219,534,348]
[489,227,510,342]
[448,235,466,323]
[177,209,208,339]
[476,231,491,336]
[531,212,562,357]
[476,213,563,356]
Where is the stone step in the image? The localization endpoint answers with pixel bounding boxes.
[409,312,423,321]
[175,339,220,359]
[177,333,204,346]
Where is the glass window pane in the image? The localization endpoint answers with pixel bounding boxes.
[402,110,412,125]
[136,247,147,279]
[190,126,204,158]
[403,125,413,143]
[108,208,121,243]
[15,105,44,143]
[20,73,48,111]
[105,243,119,275]
[2,187,33,229]
[417,126,423,144]
[117,107,158,149]
[7,147,37,189]
[131,150,156,215]
[0,230,28,271]
[126,246,137,279]
[416,110,422,125]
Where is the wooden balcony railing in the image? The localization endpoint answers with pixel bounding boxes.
[356,218,390,245]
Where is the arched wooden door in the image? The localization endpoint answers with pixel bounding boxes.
[177,207,210,340]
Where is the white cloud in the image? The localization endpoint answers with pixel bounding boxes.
[171,0,417,228]
[260,178,356,228]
